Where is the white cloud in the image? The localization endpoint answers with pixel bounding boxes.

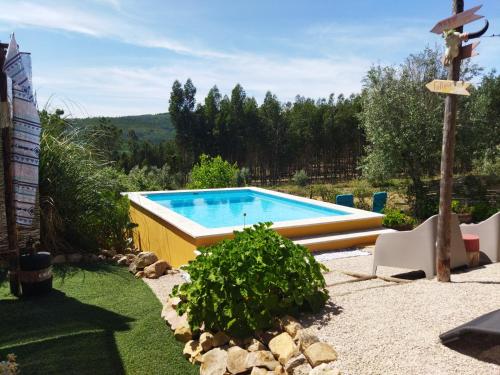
[0,1,227,58]
[35,53,371,117]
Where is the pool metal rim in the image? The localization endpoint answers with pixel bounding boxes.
[123,187,384,240]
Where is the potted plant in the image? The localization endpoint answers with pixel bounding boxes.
[451,199,473,224]
[382,209,416,231]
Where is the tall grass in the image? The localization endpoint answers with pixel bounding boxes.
[39,110,133,253]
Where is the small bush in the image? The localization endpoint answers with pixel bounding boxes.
[292,170,308,187]
[236,167,251,187]
[171,223,328,338]
[188,154,238,189]
[471,202,498,223]
[382,209,416,229]
[451,199,472,214]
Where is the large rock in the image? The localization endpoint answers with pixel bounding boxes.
[250,368,269,375]
[303,342,337,368]
[183,340,202,363]
[144,260,170,279]
[100,249,117,258]
[117,256,128,266]
[199,332,215,352]
[309,363,341,375]
[258,329,280,345]
[136,251,158,268]
[165,310,188,330]
[212,331,230,347]
[284,354,307,374]
[246,338,266,352]
[66,253,82,263]
[268,333,298,365]
[52,254,66,264]
[281,316,302,339]
[200,348,228,375]
[245,350,279,371]
[129,251,158,273]
[296,330,320,351]
[291,363,313,375]
[227,346,250,374]
[174,325,192,343]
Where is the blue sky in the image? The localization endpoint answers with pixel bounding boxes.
[1,0,499,117]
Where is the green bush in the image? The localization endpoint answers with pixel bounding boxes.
[127,164,176,191]
[171,223,328,338]
[471,202,498,223]
[188,154,238,189]
[382,209,416,229]
[292,170,308,187]
[451,199,472,214]
[39,110,135,252]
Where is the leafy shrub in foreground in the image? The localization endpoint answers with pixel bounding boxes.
[187,154,238,189]
[171,223,328,338]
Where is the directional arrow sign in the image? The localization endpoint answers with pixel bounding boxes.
[431,5,484,34]
[426,80,472,96]
[459,41,480,60]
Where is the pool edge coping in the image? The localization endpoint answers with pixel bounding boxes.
[122,187,384,240]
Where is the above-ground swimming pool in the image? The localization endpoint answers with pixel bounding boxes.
[125,187,384,267]
[145,189,349,229]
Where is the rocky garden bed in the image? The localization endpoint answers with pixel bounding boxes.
[162,295,340,375]
[51,248,174,279]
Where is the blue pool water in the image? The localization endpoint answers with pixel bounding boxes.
[145,189,349,229]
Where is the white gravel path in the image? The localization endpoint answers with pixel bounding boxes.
[143,251,500,375]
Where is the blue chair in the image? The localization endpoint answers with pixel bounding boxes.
[336,194,354,208]
[372,192,387,213]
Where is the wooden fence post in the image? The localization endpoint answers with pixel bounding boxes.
[436,0,464,282]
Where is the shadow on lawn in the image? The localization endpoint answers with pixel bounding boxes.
[444,333,500,366]
[0,264,134,375]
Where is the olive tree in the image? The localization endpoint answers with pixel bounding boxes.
[360,47,479,217]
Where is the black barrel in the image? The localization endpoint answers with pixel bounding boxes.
[19,252,53,296]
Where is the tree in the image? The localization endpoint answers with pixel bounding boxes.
[360,48,448,216]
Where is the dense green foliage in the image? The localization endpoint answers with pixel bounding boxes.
[187,154,239,189]
[360,48,498,217]
[0,265,197,375]
[171,223,328,338]
[382,209,416,229]
[74,113,174,143]
[39,110,135,252]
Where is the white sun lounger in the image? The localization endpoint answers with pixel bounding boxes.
[460,212,500,263]
[372,214,467,279]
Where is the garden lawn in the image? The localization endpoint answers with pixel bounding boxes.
[0,264,197,375]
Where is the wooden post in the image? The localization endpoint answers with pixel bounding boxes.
[0,42,21,296]
[436,0,464,282]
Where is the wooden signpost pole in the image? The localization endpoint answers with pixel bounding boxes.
[0,42,21,296]
[436,0,464,282]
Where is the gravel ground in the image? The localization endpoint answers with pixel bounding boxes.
[144,251,500,375]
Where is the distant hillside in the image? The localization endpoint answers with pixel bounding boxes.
[74,113,175,143]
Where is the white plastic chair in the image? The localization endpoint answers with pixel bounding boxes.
[373,214,467,279]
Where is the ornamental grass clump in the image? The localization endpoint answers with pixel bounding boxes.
[171,223,328,338]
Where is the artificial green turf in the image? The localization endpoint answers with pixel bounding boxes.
[0,264,198,375]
